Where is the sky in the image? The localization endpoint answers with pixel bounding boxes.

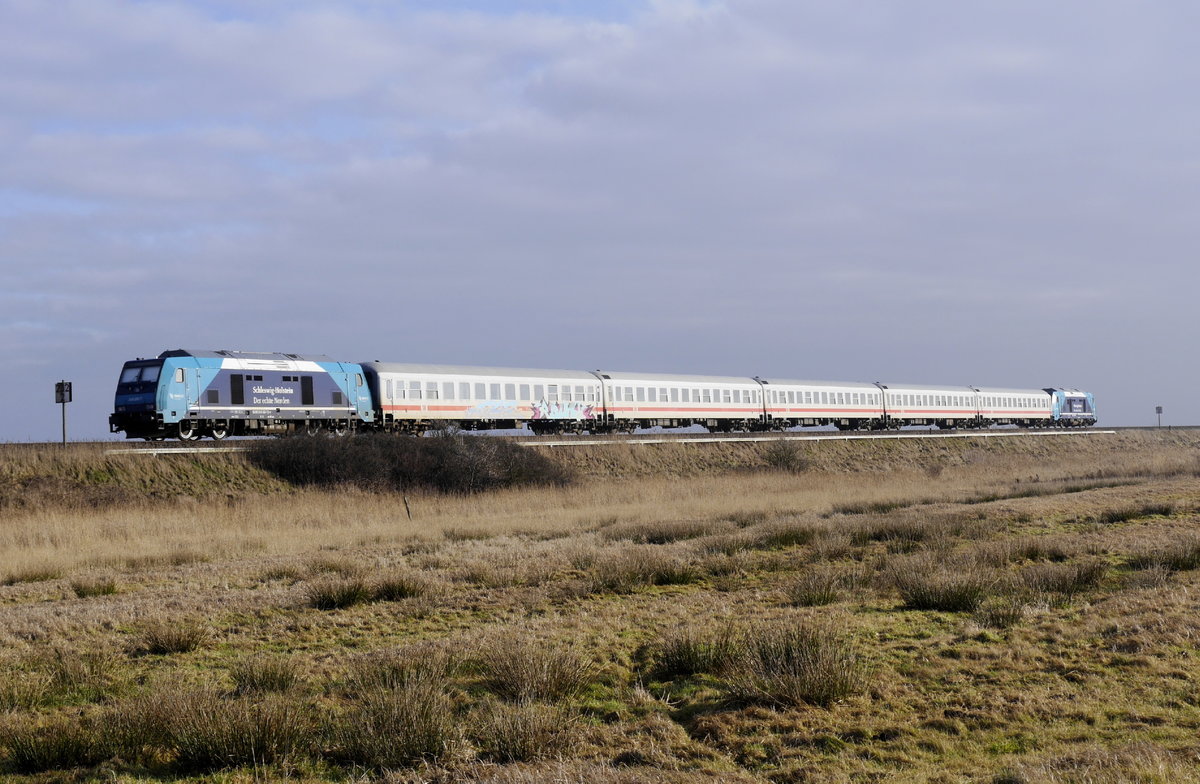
[2,0,1197,440]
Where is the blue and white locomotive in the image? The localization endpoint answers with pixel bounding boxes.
[109,349,373,440]
[110,349,1096,439]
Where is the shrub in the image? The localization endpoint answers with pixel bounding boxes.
[331,670,457,768]
[230,655,300,695]
[649,626,739,680]
[889,556,996,612]
[761,441,810,473]
[470,700,577,763]
[720,623,865,708]
[133,618,209,655]
[476,634,596,703]
[69,575,118,598]
[305,576,371,610]
[248,431,573,494]
[167,690,315,771]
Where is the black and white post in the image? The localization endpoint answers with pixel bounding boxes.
[1156,405,1163,428]
[55,380,72,445]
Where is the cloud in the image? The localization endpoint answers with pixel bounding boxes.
[0,0,1198,437]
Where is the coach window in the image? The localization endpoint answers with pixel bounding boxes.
[504,383,515,400]
[443,383,454,400]
[427,382,438,400]
[490,383,501,399]
[409,381,422,399]
[533,384,544,400]
[460,382,471,399]
[732,390,741,404]
[519,384,530,400]
[647,387,656,402]
[474,383,485,399]
[547,384,558,402]
[564,386,573,402]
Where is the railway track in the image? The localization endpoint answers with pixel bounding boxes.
[59,426,1130,456]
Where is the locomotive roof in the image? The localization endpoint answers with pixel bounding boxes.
[159,349,341,363]
[362,362,599,380]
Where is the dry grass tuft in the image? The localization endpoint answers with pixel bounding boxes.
[470,700,578,763]
[1128,535,1200,572]
[888,554,997,612]
[601,519,731,544]
[648,626,739,680]
[1,564,63,586]
[304,575,372,610]
[331,669,458,769]
[0,713,113,773]
[164,689,315,771]
[475,634,596,703]
[587,547,702,594]
[69,574,118,598]
[132,618,209,655]
[229,654,301,695]
[373,568,441,601]
[784,564,864,607]
[1015,559,1107,599]
[719,621,866,708]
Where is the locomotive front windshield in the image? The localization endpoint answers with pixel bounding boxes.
[118,363,162,387]
[1063,397,1092,414]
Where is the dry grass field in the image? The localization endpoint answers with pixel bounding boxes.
[1,431,1199,782]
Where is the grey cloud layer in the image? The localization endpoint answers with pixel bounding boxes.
[1,0,1196,438]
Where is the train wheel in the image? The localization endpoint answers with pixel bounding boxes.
[331,421,348,437]
[304,421,322,437]
[209,420,230,440]
[177,420,200,441]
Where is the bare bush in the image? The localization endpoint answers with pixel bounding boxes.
[248,431,573,494]
[761,440,810,473]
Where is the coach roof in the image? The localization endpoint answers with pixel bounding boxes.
[158,349,342,363]
[362,362,598,380]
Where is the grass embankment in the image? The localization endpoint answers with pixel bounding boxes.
[0,431,1199,781]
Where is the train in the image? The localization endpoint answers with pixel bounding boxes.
[109,349,1097,440]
